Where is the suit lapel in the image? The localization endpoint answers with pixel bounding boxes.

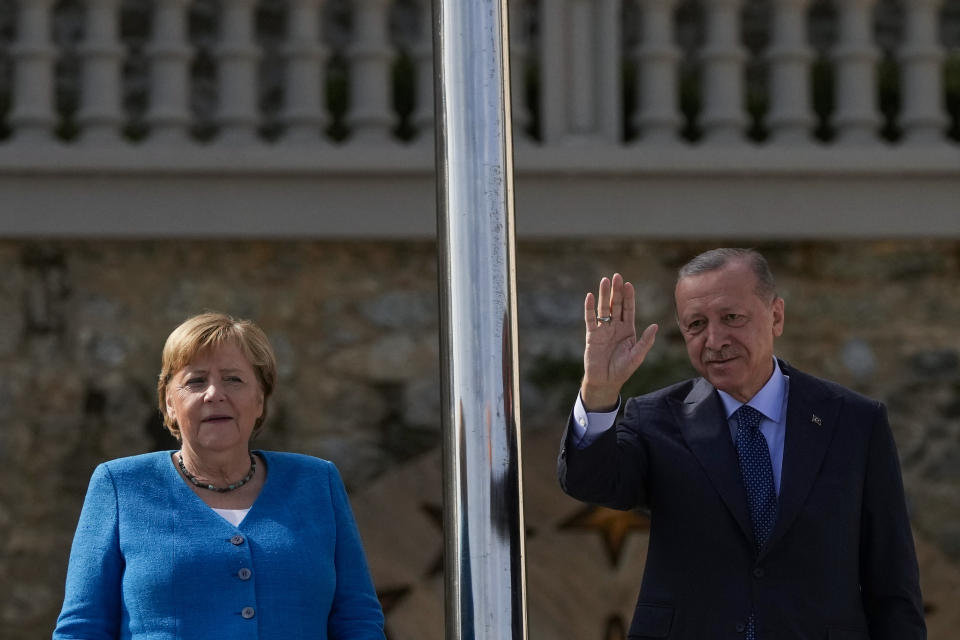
[671,378,754,546]
[761,364,842,559]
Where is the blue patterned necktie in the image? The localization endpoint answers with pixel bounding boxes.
[735,404,777,640]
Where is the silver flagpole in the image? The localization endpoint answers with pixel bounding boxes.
[433,0,527,637]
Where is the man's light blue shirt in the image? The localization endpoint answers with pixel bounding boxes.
[572,358,790,495]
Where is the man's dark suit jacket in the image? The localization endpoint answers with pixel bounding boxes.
[558,360,925,640]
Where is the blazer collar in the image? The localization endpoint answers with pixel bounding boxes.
[670,377,754,546]
[670,360,844,559]
[761,360,842,558]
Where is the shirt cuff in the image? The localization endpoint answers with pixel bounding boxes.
[571,392,620,448]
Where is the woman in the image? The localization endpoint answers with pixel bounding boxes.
[54,312,386,639]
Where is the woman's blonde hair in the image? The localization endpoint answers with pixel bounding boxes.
[157,312,277,440]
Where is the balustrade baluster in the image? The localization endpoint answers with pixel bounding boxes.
[348,0,394,143]
[539,2,563,143]
[635,0,682,144]
[78,0,125,144]
[411,0,433,141]
[146,0,192,143]
[540,0,621,144]
[9,0,57,143]
[700,0,748,143]
[899,0,947,144]
[767,0,814,143]
[832,0,880,144]
[282,0,327,143]
[217,0,260,144]
[567,0,594,139]
[508,0,530,143]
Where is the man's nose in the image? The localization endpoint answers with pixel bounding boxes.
[703,322,728,350]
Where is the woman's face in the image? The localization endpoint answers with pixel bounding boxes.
[165,342,264,454]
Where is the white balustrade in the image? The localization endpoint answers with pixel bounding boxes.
[1,0,958,151]
[3,0,960,241]
[699,0,749,143]
[77,0,124,144]
[216,0,260,144]
[634,0,682,144]
[146,0,192,144]
[832,0,881,144]
[899,0,947,144]
[9,0,57,143]
[766,0,814,144]
[411,0,433,141]
[348,0,395,143]
[508,0,530,143]
[282,0,328,143]
[540,0,621,144]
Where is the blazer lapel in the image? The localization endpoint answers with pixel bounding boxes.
[671,378,754,546]
[761,364,842,558]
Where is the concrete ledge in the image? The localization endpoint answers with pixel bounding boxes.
[1,142,958,238]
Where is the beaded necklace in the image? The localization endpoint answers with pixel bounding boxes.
[178,452,256,492]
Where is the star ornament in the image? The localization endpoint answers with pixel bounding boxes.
[560,505,651,567]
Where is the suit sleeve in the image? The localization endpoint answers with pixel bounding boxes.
[326,464,387,640]
[558,396,651,510]
[859,403,926,640]
[53,464,123,640]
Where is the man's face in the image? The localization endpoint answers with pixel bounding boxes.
[675,260,784,403]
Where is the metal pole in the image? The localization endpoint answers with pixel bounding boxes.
[433,0,527,637]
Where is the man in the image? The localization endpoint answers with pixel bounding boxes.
[558,248,925,639]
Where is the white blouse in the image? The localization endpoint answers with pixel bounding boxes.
[211,507,250,527]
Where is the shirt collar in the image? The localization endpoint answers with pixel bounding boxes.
[717,357,787,422]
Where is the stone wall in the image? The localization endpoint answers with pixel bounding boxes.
[1,239,958,637]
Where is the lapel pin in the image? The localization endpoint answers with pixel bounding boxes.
[811,414,822,426]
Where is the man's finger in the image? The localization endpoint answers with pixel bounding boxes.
[622,280,637,326]
[584,292,597,329]
[630,323,659,366]
[596,277,612,321]
[610,273,624,321]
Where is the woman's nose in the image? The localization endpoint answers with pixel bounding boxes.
[203,383,227,402]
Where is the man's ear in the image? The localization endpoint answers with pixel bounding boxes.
[772,297,785,337]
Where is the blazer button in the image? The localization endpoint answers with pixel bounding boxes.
[735,622,746,633]
[241,607,255,619]
[238,567,252,580]
[230,534,245,546]
[753,567,766,578]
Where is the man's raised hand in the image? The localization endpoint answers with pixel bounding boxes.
[581,273,658,411]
